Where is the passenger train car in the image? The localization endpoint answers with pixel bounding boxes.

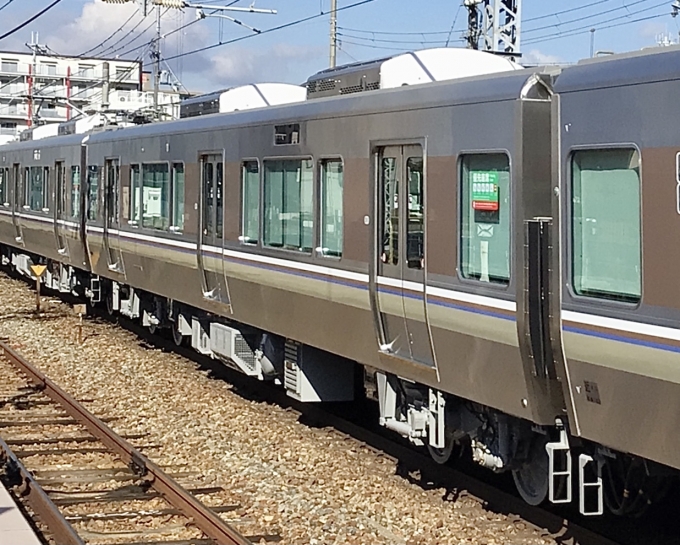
[1,45,679,517]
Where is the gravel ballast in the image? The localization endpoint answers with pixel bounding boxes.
[0,271,556,545]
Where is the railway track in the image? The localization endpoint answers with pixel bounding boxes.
[0,339,279,545]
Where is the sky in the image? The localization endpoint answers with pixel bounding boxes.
[0,0,677,93]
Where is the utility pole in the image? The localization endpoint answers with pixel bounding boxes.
[26,32,49,127]
[329,0,338,68]
[103,0,276,119]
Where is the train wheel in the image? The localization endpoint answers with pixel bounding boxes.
[105,289,115,316]
[427,431,457,465]
[171,320,184,346]
[512,434,549,506]
[148,322,157,335]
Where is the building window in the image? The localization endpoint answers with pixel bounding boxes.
[142,163,170,230]
[41,62,57,76]
[319,159,343,257]
[87,165,99,221]
[116,67,130,80]
[460,154,511,284]
[25,166,47,212]
[78,64,95,78]
[572,149,641,302]
[71,166,80,218]
[1,59,18,73]
[0,168,7,205]
[171,163,184,231]
[241,161,259,244]
[263,159,313,252]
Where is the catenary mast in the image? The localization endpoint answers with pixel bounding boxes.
[465,0,521,60]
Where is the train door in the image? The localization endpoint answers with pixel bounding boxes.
[103,158,123,272]
[197,153,230,305]
[53,161,68,256]
[11,164,23,244]
[374,144,434,366]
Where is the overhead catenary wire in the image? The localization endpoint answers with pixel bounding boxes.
[0,0,66,42]
[162,0,377,63]
[338,32,459,45]
[525,12,671,45]
[0,0,16,12]
[79,8,141,57]
[524,0,659,35]
[524,0,613,23]
[524,0,671,44]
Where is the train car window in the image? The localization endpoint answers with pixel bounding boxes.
[171,163,185,232]
[87,166,99,221]
[0,168,7,205]
[406,157,424,269]
[241,161,260,244]
[130,164,141,225]
[460,154,511,284]
[25,166,45,212]
[70,166,80,218]
[320,159,343,257]
[263,159,313,252]
[141,163,170,230]
[572,149,641,303]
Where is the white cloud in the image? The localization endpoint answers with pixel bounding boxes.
[205,43,324,88]
[522,49,562,66]
[638,22,669,40]
[44,0,141,56]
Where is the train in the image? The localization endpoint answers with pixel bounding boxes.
[1,44,679,518]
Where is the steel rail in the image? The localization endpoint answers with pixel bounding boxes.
[0,340,251,545]
[0,435,84,545]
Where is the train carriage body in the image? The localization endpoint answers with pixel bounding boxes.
[4,45,680,516]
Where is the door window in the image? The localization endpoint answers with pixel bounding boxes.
[380,157,399,265]
[320,159,343,257]
[241,161,260,244]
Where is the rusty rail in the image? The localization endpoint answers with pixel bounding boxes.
[0,340,251,545]
[0,434,85,545]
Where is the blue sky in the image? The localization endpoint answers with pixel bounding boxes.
[0,0,677,91]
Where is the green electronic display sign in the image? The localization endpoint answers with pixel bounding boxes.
[471,171,500,211]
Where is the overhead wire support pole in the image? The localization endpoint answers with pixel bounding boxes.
[330,0,338,68]
[153,4,161,118]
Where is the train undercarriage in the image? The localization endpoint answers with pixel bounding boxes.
[1,244,675,518]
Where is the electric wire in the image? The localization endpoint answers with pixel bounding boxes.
[162,0,378,63]
[524,0,613,23]
[0,0,17,12]
[525,11,671,45]
[524,0,671,43]
[0,0,66,42]
[79,8,141,57]
[524,0,658,34]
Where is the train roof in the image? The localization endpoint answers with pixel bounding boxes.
[554,44,680,93]
[0,131,88,153]
[85,67,552,144]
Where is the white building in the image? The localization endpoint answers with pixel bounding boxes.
[0,50,180,141]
